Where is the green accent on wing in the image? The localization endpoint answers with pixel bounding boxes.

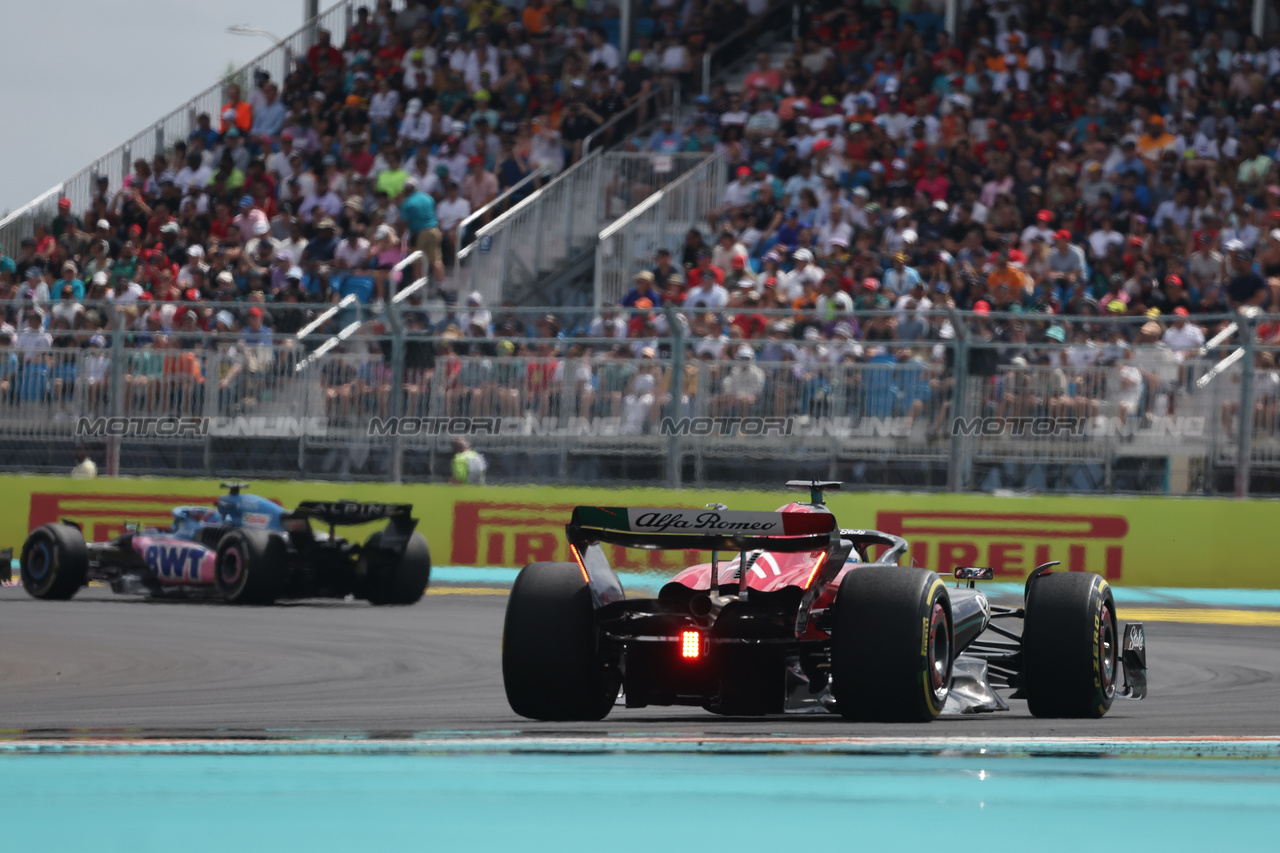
[572,506,633,531]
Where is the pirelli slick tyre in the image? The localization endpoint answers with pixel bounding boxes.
[502,562,619,721]
[21,523,89,600]
[214,528,287,604]
[831,566,952,722]
[362,530,431,605]
[1023,572,1117,718]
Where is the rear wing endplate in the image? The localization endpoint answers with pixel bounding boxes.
[567,506,838,552]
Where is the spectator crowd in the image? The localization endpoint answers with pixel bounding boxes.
[4,0,1280,439]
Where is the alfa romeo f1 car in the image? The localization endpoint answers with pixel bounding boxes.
[13,484,430,605]
[502,482,1146,721]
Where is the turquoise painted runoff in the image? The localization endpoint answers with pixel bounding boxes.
[1,751,1277,852]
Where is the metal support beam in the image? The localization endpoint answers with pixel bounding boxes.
[1235,314,1256,497]
[945,0,959,40]
[665,305,685,488]
[1253,0,1265,37]
[619,0,632,58]
[946,311,969,492]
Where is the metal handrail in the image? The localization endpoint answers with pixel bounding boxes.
[458,150,602,256]
[456,166,550,238]
[451,165,550,282]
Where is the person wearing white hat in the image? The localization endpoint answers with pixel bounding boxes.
[778,247,822,301]
[712,343,766,416]
[400,98,432,144]
[461,291,491,333]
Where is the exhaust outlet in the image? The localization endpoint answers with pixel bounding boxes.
[689,593,712,617]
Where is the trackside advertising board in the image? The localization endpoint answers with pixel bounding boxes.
[3,475,1276,589]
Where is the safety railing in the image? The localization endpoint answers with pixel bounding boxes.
[453,151,710,306]
[0,0,387,256]
[1,307,1274,493]
[453,151,605,306]
[450,165,551,282]
[594,151,726,309]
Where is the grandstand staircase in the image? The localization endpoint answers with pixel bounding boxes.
[456,29,788,308]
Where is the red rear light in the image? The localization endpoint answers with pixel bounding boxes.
[680,630,701,659]
[802,552,830,590]
[569,544,590,585]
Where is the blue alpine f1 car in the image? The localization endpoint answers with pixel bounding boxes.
[13,483,430,605]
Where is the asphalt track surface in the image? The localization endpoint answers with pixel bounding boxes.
[2,584,1277,737]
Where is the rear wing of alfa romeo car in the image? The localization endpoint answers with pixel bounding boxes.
[566,506,847,609]
[567,506,840,553]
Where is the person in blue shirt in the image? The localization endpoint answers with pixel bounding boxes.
[1109,138,1148,182]
[398,180,445,285]
[620,270,663,307]
[882,253,923,296]
[51,262,85,301]
[646,113,684,152]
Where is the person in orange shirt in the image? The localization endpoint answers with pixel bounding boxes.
[159,334,204,415]
[986,250,1033,295]
[522,0,551,36]
[1136,114,1175,162]
[220,83,253,135]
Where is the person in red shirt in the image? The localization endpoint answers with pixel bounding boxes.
[915,159,950,203]
[742,51,782,96]
[686,251,724,290]
[307,29,344,73]
[729,290,768,339]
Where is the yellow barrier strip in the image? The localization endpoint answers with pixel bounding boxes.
[1118,608,1280,627]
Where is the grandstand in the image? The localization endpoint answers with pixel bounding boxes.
[2,0,1280,495]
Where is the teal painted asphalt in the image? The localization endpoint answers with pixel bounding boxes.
[2,748,1277,852]
[429,565,1280,607]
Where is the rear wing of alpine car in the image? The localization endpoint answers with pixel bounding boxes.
[567,506,839,553]
[289,501,418,550]
[291,501,414,526]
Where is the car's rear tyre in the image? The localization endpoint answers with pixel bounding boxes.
[20,523,89,600]
[362,530,431,605]
[1022,572,1117,718]
[214,529,287,604]
[831,566,952,722]
[502,562,619,721]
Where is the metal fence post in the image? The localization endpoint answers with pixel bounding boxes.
[106,307,127,476]
[380,276,407,485]
[154,123,165,157]
[1235,314,1256,498]
[664,305,684,488]
[946,313,969,492]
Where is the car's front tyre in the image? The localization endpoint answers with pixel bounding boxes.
[1022,572,1118,718]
